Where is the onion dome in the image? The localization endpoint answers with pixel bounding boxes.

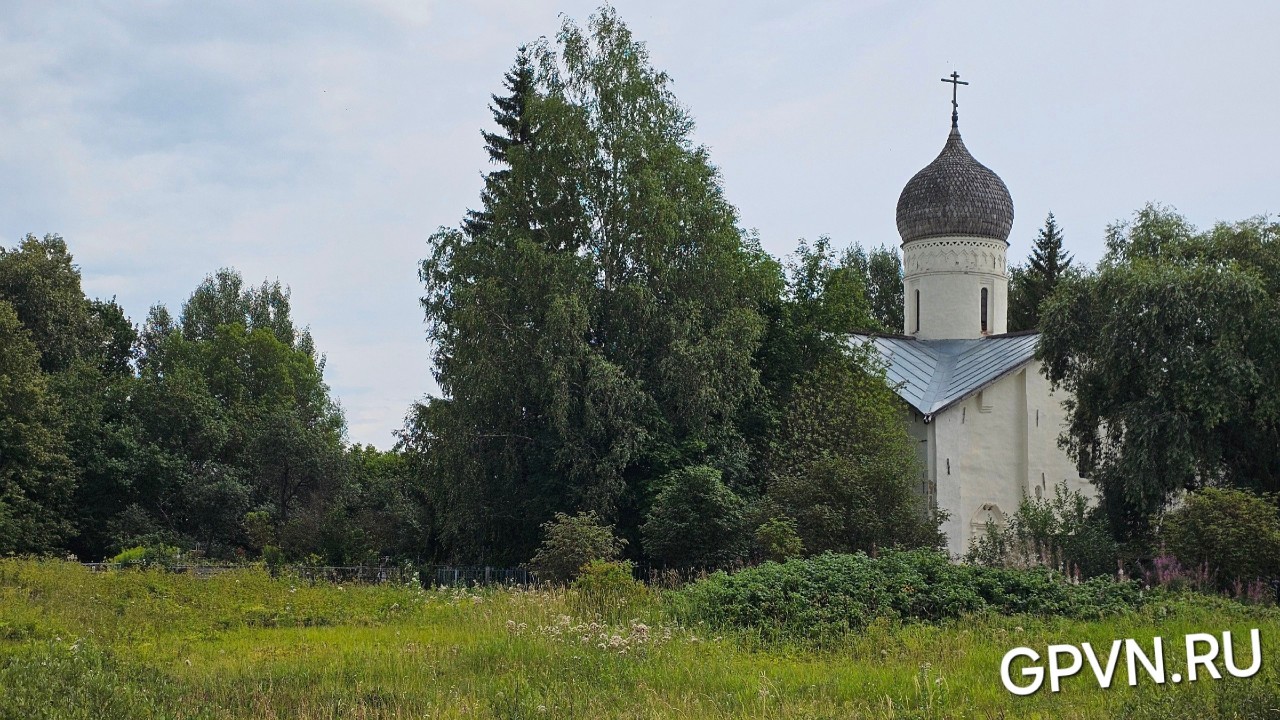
[895,120,1014,244]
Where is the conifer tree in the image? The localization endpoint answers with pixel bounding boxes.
[1030,212,1073,283]
[463,47,537,239]
[1009,212,1075,331]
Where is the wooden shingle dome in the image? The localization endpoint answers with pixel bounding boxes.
[895,121,1014,244]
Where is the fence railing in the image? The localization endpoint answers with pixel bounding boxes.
[82,562,539,587]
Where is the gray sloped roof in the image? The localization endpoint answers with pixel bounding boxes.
[852,331,1039,415]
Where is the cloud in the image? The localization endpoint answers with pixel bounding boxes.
[2,0,1276,446]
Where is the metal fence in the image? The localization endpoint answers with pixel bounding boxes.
[81,562,538,587]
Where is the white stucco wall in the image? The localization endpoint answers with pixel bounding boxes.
[1023,360,1096,504]
[926,361,1095,555]
[902,235,1009,339]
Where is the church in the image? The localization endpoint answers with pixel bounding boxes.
[854,77,1094,555]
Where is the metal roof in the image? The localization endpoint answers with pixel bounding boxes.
[852,331,1039,415]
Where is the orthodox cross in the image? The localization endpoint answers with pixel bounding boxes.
[941,71,968,125]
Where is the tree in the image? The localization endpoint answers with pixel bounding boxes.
[753,516,804,563]
[0,300,75,553]
[842,244,904,333]
[0,234,101,373]
[412,8,774,563]
[767,354,943,555]
[527,511,626,583]
[1009,213,1075,331]
[641,465,745,568]
[1162,487,1280,591]
[1038,205,1280,537]
[463,46,537,239]
[0,234,140,558]
[117,269,347,557]
[754,237,874,415]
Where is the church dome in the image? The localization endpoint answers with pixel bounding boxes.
[895,122,1013,244]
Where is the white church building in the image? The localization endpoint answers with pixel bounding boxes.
[856,88,1093,555]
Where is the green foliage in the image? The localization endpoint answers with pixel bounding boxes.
[0,235,140,557]
[115,268,348,559]
[109,544,181,568]
[1008,212,1075,331]
[0,235,380,562]
[965,482,1119,578]
[767,355,942,555]
[641,465,745,568]
[0,299,75,554]
[753,516,804,563]
[528,511,626,583]
[413,7,774,562]
[0,234,120,374]
[678,549,1144,644]
[842,243,904,333]
[261,544,285,570]
[1162,487,1280,591]
[243,510,273,551]
[754,237,875,410]
[570,559,650,621]
[1039,205,1280,536]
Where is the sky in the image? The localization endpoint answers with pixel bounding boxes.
[1,1,1276,447]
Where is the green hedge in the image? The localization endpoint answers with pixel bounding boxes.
[678,549,1143,643]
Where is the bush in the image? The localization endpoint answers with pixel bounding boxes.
[527,511,626,584]
[641,465,745,568]
[262,544,285,571]
[571,560,650,621]
[966,482,1118,578]
[1162,487,1280,592]
[678,549,1143,644]
[754,516,804,563]
[109,545,182,569]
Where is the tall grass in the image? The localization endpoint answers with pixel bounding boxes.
[1,559,1277,719]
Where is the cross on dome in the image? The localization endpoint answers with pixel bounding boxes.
[941,71,968,127]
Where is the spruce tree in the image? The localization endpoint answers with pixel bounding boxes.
[463,47,536,239]
[1009,213,1074,331]
[1029,212,1073,285]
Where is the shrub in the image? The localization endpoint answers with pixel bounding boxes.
[770,456,944,555]
[641,465,745,568]
[262,544,286,571]
[571,559,650,621]
[1161,487,1280,592]
[527,511,626,584]
[754,516,805,563]
[109,545,181,568]
[966,482,1118,578]
[678,549,1143,644]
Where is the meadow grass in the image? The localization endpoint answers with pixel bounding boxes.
[1,559,1277,719]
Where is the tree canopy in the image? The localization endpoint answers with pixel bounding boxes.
[411,7,929,566]
[414,8,779,563]
[1038,205,1280,536]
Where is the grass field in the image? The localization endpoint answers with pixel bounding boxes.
[1,560,1277,719]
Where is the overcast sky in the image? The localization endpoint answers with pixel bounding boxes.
[2,1,1275,447]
